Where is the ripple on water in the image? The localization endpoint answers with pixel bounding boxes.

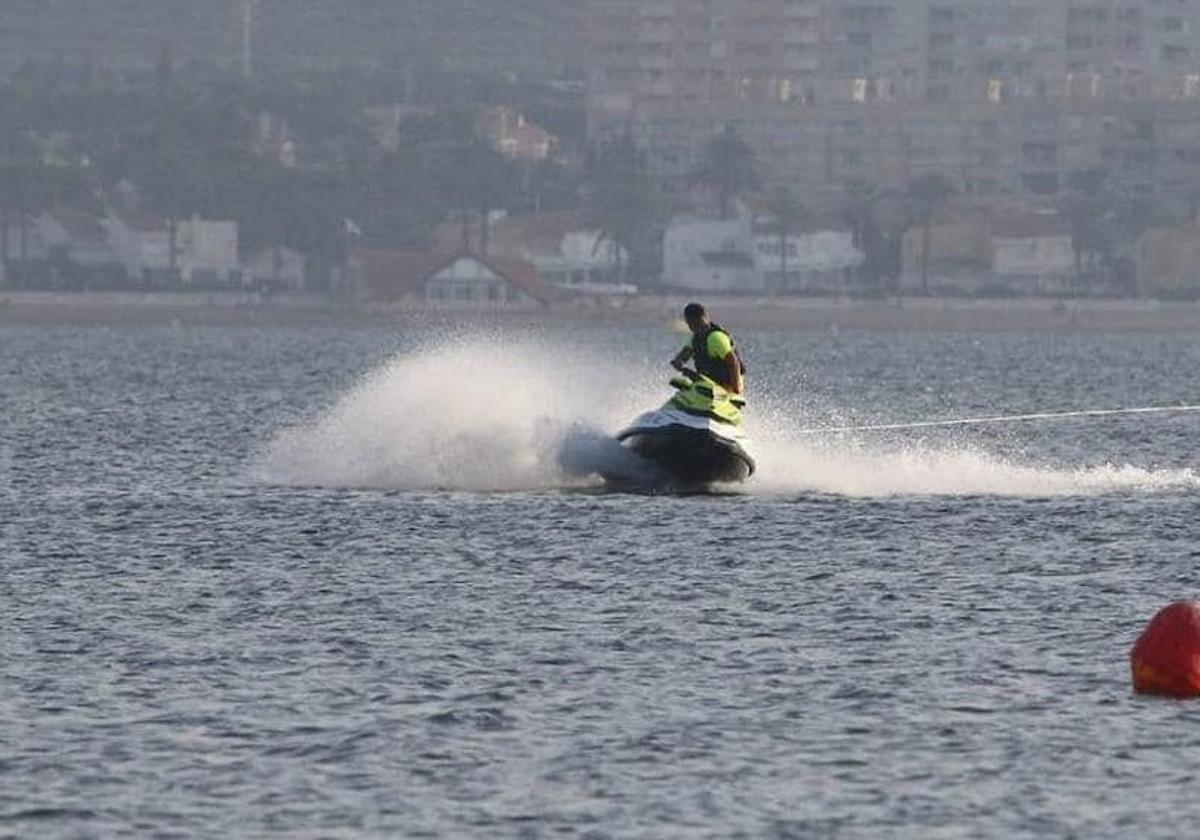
[4,326,1200,837]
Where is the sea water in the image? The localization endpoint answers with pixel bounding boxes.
[4,322,1200,838]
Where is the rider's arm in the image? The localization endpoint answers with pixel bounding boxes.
[723,353,744,395]
[671,346,693,371]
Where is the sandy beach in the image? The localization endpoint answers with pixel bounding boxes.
[4,291,1200,332]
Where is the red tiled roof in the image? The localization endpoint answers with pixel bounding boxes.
[482,256,558,305]
[353,249,451,302]
[354,249,557,306]
[495,211,589,246]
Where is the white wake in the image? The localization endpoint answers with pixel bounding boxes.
[255,335,1200,498]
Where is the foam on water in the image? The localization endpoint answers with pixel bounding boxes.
[257,336,1200,498]
[750,433,1200,498]
[256,335,659,491]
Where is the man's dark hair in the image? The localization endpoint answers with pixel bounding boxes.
[683,302,706,321]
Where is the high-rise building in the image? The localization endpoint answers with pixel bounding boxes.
[583,0,826,181]
[582,0,1200,203]
[0,1,575,80]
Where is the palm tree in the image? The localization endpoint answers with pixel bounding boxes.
[766,186,805,293]
[1060,170,1111,293]
[137,152,195,282]
[589,179,657,280]
[585,133,660,281]
[125,101,253,284]
[410,111,515,257]
[0,152,24,271]
[906,173,956,293]
[841,180,894,292]
[689,126,760,220]
[0,136,57,276]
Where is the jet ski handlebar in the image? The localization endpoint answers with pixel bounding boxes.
[669,374,746,409]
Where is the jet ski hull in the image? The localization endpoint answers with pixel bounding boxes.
[615,409,755,486]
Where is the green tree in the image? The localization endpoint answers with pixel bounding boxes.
[0,134,87,278]
[906,173,957,293]
[1110,189,1170,297]
[1060,170,1111,293]
[689,126,760,220]
[585,133,661,280]
[462,137,515,256]
[765,185,805,293]
[111,99,255,282]
[0,134,36,270]
[589,179,657,281]
[399,109,516,255]
[840,180,901,292]
[236,166,347,291]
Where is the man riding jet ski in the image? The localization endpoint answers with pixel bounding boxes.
[669,302,745,397]
[609,303,755,487]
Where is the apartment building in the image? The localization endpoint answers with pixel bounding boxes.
[582,0,1200,204]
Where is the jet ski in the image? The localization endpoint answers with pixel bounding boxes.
[609,373,755,487]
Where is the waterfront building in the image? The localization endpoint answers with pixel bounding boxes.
[582,1,1200,205]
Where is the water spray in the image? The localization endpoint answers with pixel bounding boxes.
[258,337,1200,496]
[795,403,1200,436]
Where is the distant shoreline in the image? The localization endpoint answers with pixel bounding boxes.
[3,291,1200,332]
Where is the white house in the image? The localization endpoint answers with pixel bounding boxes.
[353,250,557,309]
[104,210,172,284]
[176,218,240,287]
[245,246,306,292]
[0,208,126,287]
[434,211,635,296]
[990,214,1074,294]
[104,212,240,287]
[43,208,122,268]
[420,256,547,306]
[663,208,765,293]
[665,204,864,294]
[754,228,865,293]
[2,210,111,264]
[532,228,635,296]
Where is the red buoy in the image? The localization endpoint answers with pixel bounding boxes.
[1131,601,1200,698]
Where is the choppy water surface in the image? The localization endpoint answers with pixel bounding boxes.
[5,322,1200,838]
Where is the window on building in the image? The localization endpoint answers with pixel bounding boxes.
[929,59,955,78]
[1022,142,1058,165]
[1022,173,1059,195]
[930,8,955,27]
[974,177,998,195]
[1163,44,1190,62]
